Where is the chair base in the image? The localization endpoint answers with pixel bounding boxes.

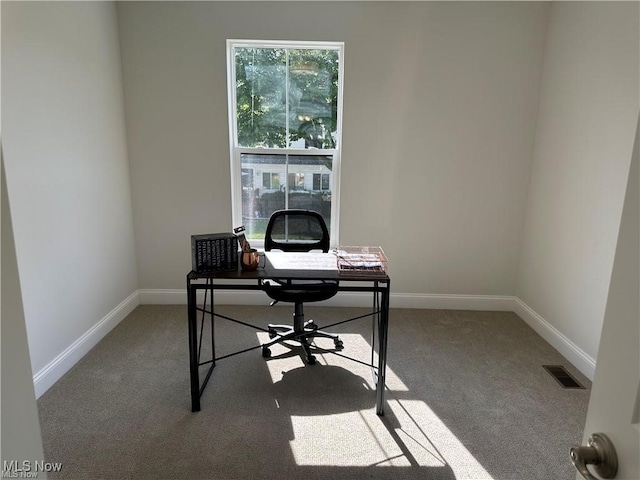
[261,303,343,365]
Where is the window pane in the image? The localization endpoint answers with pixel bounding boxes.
[241,154,286,238]
[287,172,305,190]
[289,49,339,149]
[235,48,287,148]
[240,153,333,238]
[270,173,280,189]
[235,46,339,150]
[287,155,332,231]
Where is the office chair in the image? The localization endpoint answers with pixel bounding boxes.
[260,209,343,365]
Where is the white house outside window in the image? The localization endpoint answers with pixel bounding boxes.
[227,40,344,246]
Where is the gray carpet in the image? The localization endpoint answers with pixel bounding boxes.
[37,305,591,480]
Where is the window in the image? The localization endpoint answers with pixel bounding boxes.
[227,40,344,246]
[288,173,305,191]
[263,172,280,190]
[313,173,330,191]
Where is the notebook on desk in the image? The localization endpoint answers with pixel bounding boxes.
[264,251,338,271]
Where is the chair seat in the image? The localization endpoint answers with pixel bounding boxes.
[264,279,338,304]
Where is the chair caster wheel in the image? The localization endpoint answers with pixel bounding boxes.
[268,329,277,339]
[334,339,344,350]
[307,321,318,331]
[262,346,271,358]
[307,355,316,365]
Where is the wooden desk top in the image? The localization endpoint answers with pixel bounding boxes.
[188,252,389,282]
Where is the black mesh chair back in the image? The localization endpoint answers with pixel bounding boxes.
[264,209,330,253]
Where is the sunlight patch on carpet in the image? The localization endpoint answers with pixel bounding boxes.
[255,331,492,477]
[257,332,408,391]
[286,398,492,478]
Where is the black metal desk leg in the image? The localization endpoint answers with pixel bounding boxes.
[376,280,390,416]
[187,278,200,412]
[209,279,215,366]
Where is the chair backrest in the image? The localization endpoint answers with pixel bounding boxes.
[264,209,330,253]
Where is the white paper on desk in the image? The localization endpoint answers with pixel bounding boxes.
[265,252,338,270]
[336,253,383,269]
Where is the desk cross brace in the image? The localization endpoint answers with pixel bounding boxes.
[195,308,383,370]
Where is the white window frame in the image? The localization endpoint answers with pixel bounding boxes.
[226,39,344,248]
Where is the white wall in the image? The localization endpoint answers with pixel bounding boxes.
[117,1,549,295]
[1,155,47,478]
[516,2,639,364]
[2,2,139,395]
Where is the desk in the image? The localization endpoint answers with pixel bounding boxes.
[186,251,391,415]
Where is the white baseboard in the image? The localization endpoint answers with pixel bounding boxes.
[138,289,517,311]
[33,288,595,398]
[32,291,140,398]
[513,298,595,381]
[389,293,516,311]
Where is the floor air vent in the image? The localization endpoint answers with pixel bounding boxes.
[542,365,585,389]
